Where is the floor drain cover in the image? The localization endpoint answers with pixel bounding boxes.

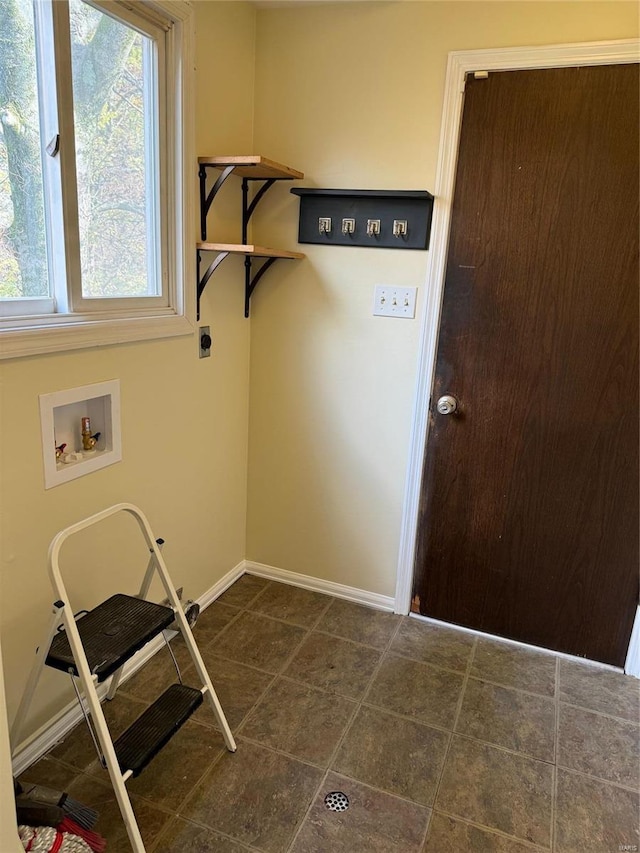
[324,791,349,812]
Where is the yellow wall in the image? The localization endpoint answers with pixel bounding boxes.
[0,1,256,737]
[246,2,639,594]
[1,0,638,751]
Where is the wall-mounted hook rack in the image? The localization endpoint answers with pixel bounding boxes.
[290,187,434,249]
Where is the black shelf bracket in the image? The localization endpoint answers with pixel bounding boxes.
[242,178,276,243]
[244,255,277,319]
[199,165,278,243]
[197,248,228,320]
[197,248,282,320]
[199,165,235,241]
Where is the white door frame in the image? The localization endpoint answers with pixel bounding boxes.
[393,38,640,671]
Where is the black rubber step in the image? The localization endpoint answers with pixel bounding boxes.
[114,683,203,777]
[46,594,175,682]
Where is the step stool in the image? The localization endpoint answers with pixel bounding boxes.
[10,503,236,853]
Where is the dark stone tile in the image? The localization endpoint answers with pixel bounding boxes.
[559,658,640,723]
[122,638,194,702]
[216,575,270,609]
[193,602,241,646]
[65,773,170,852]
[249,582,331,627]
[366,654,463,729]
[48,693,148,773]
[558,703,640,789]
[284,633,381,699]
[332,706,448,806]
[182,739,323,853]
[471,638,556,697]
[436,736,553,847]
[555,768,640,853]
[18,756,78,791]
[240,676,356,766]
[155,818,254,852]
[125,720,226,810]
[184,653,273,730]
[214,612,306,673]
[456,678,555,761]
[316,599,400,650]
[290,771,430,853]
[424,813,546,852]
[390,619,474,672]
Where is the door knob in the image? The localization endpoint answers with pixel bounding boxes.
[436,395,458,415]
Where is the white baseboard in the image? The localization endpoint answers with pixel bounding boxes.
[14,553,636,776]
[11,561,246,776]
[243,560,395,612]
[12,559,391,773]
[196,560,246,610]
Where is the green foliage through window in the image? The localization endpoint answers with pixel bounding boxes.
[0,0,49,299]
[0,0,161,307]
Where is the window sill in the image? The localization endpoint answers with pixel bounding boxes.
[0,312,194,360]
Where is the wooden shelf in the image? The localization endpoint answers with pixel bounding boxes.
[197,156,304,181]
[197,243,304,260]
[197,155,304,318]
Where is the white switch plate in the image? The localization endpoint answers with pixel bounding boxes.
[373,285,417,318]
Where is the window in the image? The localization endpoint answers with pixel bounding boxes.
[0,0,194,358]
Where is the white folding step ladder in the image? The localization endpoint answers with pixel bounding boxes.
[10,503,236,853]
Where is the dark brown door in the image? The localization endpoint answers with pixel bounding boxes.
[412,64,639,667]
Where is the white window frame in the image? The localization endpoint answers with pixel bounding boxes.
[0,0,195,360]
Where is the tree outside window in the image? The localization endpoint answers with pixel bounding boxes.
[0,0,161,308]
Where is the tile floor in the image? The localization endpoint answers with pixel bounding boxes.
[21,574,640,852]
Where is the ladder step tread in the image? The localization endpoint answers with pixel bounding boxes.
[114,683,203,777]
[46,594,175,683]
